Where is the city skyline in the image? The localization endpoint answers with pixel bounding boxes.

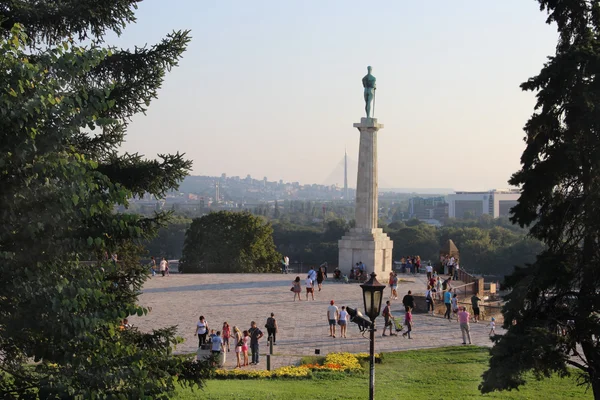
[107,0,557,190]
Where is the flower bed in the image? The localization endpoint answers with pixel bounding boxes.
[213,352,372,379]
[213,365,311,380]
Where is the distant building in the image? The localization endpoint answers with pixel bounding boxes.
[408,196,448,220]
[447,189,520,219]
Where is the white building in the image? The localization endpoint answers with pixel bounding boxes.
[447,189,520,219]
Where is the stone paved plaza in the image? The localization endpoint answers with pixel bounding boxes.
[131,273,504,370]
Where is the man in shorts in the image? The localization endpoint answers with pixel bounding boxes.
[305,275,315,300]
[327,300,339,338]
[471,293,482,322]
[381,300,397,336]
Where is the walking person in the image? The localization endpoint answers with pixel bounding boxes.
[436,277,442,300]
[233,326,243,368]
[291,276,302,301]
[248,321,263,365]
[425,285,435,315]
[222,321,231,352]
[402,307,413,339]
[339,306,349,338]
[159,257,167,277]
[391,272,399,299]
[265,313,278,345]
[381,300,398,336]
[305,275,315,300]
[443,290,452,320]
[319,261,328,278]
[388,272,395,299]
[458,306,473,345]
[149,256,157,277]
[402,290,415,313]
[489,317,496,336]
[195,316,208,347]
[316,267,324,291]
[426,262,433,280]
[327,300,339,338]
[471,293,482,323]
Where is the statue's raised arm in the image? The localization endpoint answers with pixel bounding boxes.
[362,66,376,118]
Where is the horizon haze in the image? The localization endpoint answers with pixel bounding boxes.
[108,0,558,191]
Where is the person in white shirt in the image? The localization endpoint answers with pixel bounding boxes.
[327,300,339,338]
[451,294,459,321]
[425,262,433,280]
[305,276,315,300]
[339,306,349,338]
[453,261,460,280]
[489,317,496,336]
[159,257,167,277]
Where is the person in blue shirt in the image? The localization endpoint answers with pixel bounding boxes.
[443,290,453,320]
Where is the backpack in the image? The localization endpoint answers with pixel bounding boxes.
[382,305,390,317]
[265,317,275,329]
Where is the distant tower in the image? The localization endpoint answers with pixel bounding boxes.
[215,182,220,204]
[344,149,349,200]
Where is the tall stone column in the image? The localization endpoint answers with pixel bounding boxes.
[354,118,380,232]
[338,118,393,277]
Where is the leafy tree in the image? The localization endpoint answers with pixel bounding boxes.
[144,216,192,259]
[0,2,210,399]
[481,1,600,396]
[181,211,281,273]
[322,218,350,242]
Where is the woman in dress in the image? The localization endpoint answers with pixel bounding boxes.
[242,330,250,366]
[233,326,243,368]
[292,276,302,301]
[195,316,208,347]
[222,321,231,352]
[316,267,324,291]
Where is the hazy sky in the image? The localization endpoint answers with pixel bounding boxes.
[110,0,557,191]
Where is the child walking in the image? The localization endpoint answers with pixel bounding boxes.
[402,307,413,339]
[489,317,496,336]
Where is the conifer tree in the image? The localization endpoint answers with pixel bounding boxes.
[0,2,209,398]
[481,1,600,397]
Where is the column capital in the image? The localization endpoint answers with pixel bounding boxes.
[353,117,384,130]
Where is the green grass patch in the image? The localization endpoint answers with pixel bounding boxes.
[175,346,592,400]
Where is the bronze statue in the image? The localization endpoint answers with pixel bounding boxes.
[362,66,376,118]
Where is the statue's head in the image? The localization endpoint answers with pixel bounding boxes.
[367,65,372,73]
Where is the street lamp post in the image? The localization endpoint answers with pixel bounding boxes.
[360,272,386,400]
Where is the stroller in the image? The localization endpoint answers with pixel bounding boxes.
[393,317,403,333]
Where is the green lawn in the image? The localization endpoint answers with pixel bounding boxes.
[175,347,591,400]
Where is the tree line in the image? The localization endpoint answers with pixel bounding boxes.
[153,211,543,278]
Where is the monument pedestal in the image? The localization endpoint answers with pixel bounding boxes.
[338,117,393,276]
[338,228,393,276]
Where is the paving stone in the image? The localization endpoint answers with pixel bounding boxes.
[130,273,504,370]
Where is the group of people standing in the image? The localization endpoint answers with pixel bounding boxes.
[399,256,422,274]
[195,314,279,368]
[440,254,460,279]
